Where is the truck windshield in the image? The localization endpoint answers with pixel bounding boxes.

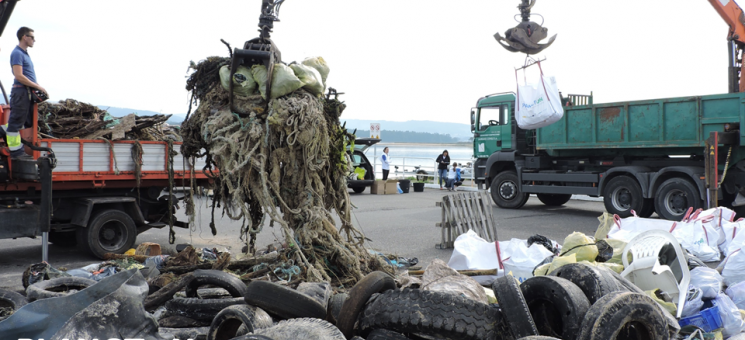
[478,105,506,131]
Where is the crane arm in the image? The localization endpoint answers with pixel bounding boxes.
[709,0,745,43]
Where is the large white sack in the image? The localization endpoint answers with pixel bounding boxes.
[515,74,564,130]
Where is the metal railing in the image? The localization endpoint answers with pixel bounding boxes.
[369,154,475,184]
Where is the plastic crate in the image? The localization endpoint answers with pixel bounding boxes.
[679,306,723,332]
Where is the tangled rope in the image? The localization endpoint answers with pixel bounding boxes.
[180,58,391,285]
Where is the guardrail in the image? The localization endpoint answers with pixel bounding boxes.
[369,155,475,184]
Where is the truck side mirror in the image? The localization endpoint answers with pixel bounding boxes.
[471,124,475,132]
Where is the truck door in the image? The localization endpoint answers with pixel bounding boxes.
[474,104,509,158]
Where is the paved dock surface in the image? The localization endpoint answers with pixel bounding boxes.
[0,189,609,290]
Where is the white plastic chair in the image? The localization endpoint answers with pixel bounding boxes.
[621,229,691,318]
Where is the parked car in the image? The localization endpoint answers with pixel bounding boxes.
[347,138,380,193]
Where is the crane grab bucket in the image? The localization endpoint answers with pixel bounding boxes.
[494,0,557,55]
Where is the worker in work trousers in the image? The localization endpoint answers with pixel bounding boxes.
[4,26,46,159]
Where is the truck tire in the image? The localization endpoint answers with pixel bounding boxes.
[76,209,138,259]
[537,194,572,207]
[491,171,529,209]
[48,231,77,247]
[520,276,590,340]
[576,292,668,340]
[603,176,644,218]
[351,186,365,194]
[491,275,538,338]
[654,178,702,221]
[637,199,655,218]
[359,289,506,340]
[337,271,397,338]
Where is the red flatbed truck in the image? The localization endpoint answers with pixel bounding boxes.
[0,102,212,260]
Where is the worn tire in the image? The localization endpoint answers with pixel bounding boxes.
[490,171,529,209]
[26,276,97,301]
[208,304,259,340]
[603,176,645,218]
[166,297,246,322]
[654,178,702,221]
[600,267,644,294]
[228,336,275,340]
[537,194,572,207]
[359,289,506,340]
[327,292,348,324]
[549,263,620,304]
[337,271,397,339]
[0,288,27,320]
[244,280,326,320]
[297,281,332,309]
[159,315,207,328]
[48,231,78,247]
[516,337,562,340]
[160,327,210,340]
[366,328,411,340]
[492,274,538,338]
[577,292,668,340]
[76,209,138,259]
[144,272,195,310]
[520,276,591,340]
[185,269,247,298]
[254,318,344,340]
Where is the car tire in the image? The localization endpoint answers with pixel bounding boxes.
[26,276,97,301]
[491,275,538,338]
[244,281,326,320]
[491,171,529,209]
[549,263,620,304]
[366,328,411,340]
[327,292,347,324]
[654,178,702,221]
[254,318,344,340]
[166,297,246,322]
[185,269,247,298]
[576,292,668,340]
[520,276,591,340]
[144,272,195,310]
[359,288,506,340]
[337,271,397,338]
[352,186,365,194]
[207,304,258,340]
[537,194,572,207]
[159,315,207,328]
[603,176,645,218]
[76,209,138,259]
[0,288,27,320]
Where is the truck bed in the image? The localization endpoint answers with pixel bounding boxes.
[537,92,745,157]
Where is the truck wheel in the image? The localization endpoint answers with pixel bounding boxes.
[603,176,644,218]
[491,171,529,209]
[76,209,137,259]
[654,178,701,221]
[537,194,572,207]
[352,186,366,194]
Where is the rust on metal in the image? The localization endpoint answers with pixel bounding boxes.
[599,107,621,123]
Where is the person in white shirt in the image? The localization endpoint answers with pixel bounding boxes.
[446,162,461,191]
[381,147,391,180]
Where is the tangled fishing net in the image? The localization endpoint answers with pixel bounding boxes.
[181,56,390,285]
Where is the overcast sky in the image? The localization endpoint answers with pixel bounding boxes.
[1,0,733,124]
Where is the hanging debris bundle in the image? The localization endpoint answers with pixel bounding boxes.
[37,99,179,141]
[180,55,389,286]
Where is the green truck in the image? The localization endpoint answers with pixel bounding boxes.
[471,91,745,220]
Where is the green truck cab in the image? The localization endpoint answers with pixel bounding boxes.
[472,91,745,220]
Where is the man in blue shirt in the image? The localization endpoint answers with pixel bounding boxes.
[3,26,47,158]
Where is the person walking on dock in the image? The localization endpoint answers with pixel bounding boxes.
[435,150,450,189]
[381,147,391,180]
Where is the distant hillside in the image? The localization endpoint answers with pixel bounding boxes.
[342,119,471,142]
[350,130,460,143]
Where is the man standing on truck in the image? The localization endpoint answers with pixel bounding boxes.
[3,26,46,159]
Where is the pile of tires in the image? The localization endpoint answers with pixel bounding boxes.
[497,263,679,340]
